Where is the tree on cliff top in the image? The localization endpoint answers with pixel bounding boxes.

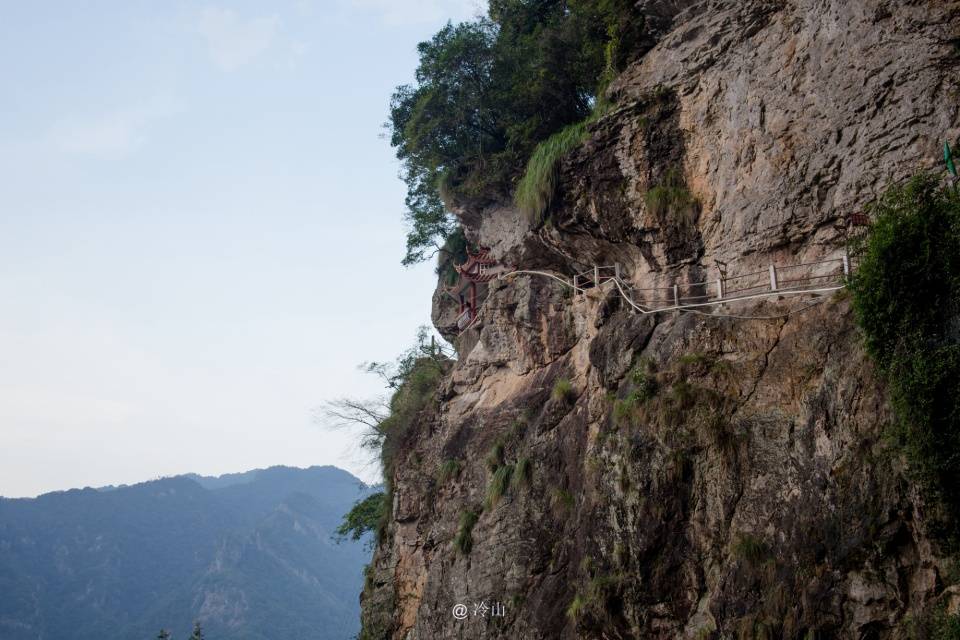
[390,0,645,265]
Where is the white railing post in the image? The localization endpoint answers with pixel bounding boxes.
[614,263,621,281]
[573,275,579,294]
[769,264,778,291]
[673,284,680,307]
[594,265,600,286]
[716,279,724,300]
[842,253,850,276]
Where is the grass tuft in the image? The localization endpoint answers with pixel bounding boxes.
[613,395,637,426]
[645,167,697,225]
[515,111,604,223]
[566,593,587,620]
[629,360,659,402]
[436,458,462,484]
[553,488,575,511]
[731,533,771,568]
[485,464,514,509]
[552,378,576,404]
[454,509,480,554]
[485,441,505,472]
[513,456,532,488]
[566,574,626,623]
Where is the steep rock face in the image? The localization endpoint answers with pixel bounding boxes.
[372,1,960,638]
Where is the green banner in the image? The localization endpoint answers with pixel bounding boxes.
[946,141,958,177]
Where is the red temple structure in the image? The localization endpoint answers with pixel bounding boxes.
[846,212,871,227]
[446,248,500,332]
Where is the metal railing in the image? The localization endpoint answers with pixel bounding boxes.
[502,255,850,316]
[455,254,851,336]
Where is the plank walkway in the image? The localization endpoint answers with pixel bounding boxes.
[503,255,850,315]
[454,254,850,334]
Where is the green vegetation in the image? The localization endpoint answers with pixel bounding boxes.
[613,359,660,427]
[376,361,448,482]
[454,509,481,554]
[630,358,659,400]
[515,117,593,222]
[437,458,462,484]
[486,463,514,509]
[189,622,204,640]
[678,351,731,375]
[389,1,648,263]
[485,440,506,471]
[566,573,626,623]
[435,227,469,286]
[554,488,575,511]
[931,613,960,640]
[335,492,387,549]
[566,593,588,620]
[850,174,960,534]
[610,353,735,472]
[511,417,528,439]
[552,377,576,403]
[514,456,533,488]
[667,379,696,403]
[731,533,771,568]
[677,352,711,367]
[323,328,453,551]
[909,606,960,640]
[645,167,697,225]
[612,392,639,426]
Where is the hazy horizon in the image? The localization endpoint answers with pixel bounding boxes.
[0,0,480,498]
[0,462,373,499]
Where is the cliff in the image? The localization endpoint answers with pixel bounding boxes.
[364,1,960,638]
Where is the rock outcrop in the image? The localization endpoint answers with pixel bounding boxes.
[365,1,960,638]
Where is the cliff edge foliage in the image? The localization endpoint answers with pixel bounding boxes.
[851,175,960,540]
[330,331,452,549]
[388,0,646,265]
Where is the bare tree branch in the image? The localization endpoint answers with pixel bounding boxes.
[319,397,389,430]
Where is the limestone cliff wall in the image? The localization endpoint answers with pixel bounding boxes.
[364,1,960,638]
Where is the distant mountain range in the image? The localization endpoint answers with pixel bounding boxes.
[0,466,375,640]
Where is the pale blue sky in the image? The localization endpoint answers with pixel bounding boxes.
[0,0,480,497]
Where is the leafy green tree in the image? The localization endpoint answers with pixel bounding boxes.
[335,492,387,549]
[389,1,647,265]
[400,177,459,266]
[390,20,499,266]
[156,631,171,640]
[390,20,502,180]
[189,621,204,640]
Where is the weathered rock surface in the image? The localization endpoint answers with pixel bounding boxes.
[374,1,960,638]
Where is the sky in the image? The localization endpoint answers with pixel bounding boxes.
[0,0,482,498]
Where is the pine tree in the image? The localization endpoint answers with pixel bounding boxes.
[189,621,204,640]
[156,630,171,640]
